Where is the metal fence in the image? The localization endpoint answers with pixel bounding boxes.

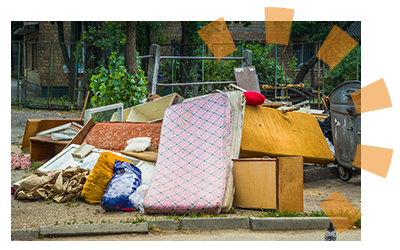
[11,41,252,108]
[11,40,85,109]
[142,44,252,96]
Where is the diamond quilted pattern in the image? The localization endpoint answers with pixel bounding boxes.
[143,93,232,214]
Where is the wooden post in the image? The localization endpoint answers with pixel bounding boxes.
[147,44,161,95]
[242,49,252,67]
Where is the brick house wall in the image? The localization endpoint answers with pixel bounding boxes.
[38,21,70,88]
[23,21,72,97]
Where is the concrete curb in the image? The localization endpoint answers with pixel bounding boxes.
[180,217,250,231]
[39,222,148,237]
[250,217,347,231]
[11,229,39,240]
[148,219,178,231]
[11,217,349,239]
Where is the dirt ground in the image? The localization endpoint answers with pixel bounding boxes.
[10,108,361,232]
[11,109,81,146]
[11,171,361,231]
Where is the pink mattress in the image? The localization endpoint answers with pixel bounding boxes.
[143,93,232,214]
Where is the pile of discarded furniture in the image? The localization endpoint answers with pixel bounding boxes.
[13,66,358,215]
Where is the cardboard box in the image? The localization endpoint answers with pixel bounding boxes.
[233,157,303,212]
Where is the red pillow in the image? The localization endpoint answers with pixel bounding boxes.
[243,91,265,105]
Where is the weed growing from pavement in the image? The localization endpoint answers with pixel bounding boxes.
[120,215,147,224]
[252,208,328,218]
[162,212,224,221]
[252,208,361,228]
[65,198,83,207]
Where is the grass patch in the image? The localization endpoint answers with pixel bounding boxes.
[65,198,81,207]
[252,208,360,229]
[252,208,328,218]
[162,211,224,221]
[120,215,147,224]
[28,162,42,172]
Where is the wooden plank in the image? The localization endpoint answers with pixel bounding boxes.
[65,119,95,149]
[234,66,260,92]
[30,135,70,145]
[120,150,158,162]
[21,119,41,150]
[37,119,84,132]
[277,157,304,212]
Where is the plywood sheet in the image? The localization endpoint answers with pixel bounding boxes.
[240,105,334,164]
[234,66,260,92]
[277,157,303,212]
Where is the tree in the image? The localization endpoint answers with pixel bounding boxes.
[292,21,355,85]
[126,21,137,76]
[82,21,106,79]
[11,21,24,73]
[179,21,189,97]
[56,21,82,102]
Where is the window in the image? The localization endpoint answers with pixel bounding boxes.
[28,42,39,70]
[293,45,302,68]
[293,43,319,68]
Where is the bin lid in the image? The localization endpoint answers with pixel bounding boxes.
[329,81,361,106]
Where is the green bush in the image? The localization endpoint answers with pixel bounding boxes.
[202,42,294,85]
[89,51,148,108]
[323,46,361,95]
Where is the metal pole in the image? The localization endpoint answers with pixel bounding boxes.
[73,44,78,107]
[50,42,54,106]
[47,42,52,108]
[201,43,204,82]
[24,41,28,107]
[210,43,214,92]
[356,40,359,81]
[317,42,321,110]
[171,40,174,93]
[274,43,277,100]
[17,41,21,104]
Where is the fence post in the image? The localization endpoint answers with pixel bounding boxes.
[242,49,252,67]
[147,44,161,95]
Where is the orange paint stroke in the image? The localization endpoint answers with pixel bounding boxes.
[320,191,362,234]
[264,7,295,45]
[197,17,236,60]
[353,144,393,178]
[316,25,358,69]
[351,78,392,114]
